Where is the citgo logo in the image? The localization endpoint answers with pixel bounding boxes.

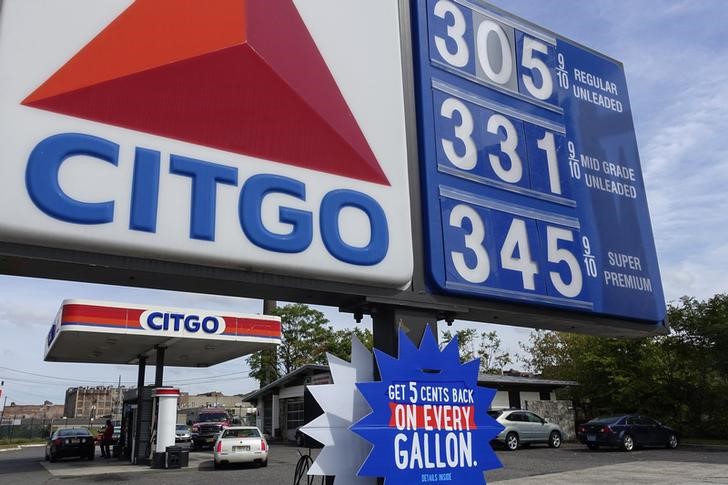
[139,310,226,336]
[20,0,391,266]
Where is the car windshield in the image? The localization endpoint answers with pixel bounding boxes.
[57,428,91,437]
[176,425,188,431]
[198,413,228,422]
[222,428,261,439]
[487,410,503,418]
[589,415,624,424]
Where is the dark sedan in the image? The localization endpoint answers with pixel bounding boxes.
[45,428,96,462]
[576,415,678,452]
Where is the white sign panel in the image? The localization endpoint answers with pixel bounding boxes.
[0,0,413,287]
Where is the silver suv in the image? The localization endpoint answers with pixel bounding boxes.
[489,409,562,451]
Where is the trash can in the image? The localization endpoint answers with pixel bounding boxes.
[165,446,182,469]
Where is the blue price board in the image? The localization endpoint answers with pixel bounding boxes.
[412,0,665,324]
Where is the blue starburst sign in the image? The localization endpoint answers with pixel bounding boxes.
[352,327,503,484]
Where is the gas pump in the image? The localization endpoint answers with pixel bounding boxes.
[122,387,154,464]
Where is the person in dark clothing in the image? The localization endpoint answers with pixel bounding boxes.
[101,420,114,458]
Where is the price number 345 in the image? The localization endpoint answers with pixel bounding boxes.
[448,204,589,299]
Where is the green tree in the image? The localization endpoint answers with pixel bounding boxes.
[478,331,512,374]
[247,304,373,387]
[520,294,728,438]
[441,328,512,373]
[441,328,477,363]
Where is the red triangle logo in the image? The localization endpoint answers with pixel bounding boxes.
[23,0,390,186]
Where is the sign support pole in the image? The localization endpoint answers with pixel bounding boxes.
[154,347,165,387]
[133,355,146,464]
[371,305,439,485]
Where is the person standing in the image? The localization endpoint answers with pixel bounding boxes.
[101,420,114,458]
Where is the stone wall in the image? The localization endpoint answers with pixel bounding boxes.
[525,400,575,440]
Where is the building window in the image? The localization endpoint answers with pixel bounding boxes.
[539,391,551,401]
[286,398,305,430]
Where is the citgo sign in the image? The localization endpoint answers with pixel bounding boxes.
[0,0,412,288]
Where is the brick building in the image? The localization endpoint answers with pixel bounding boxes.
[64,386,127,418]
[1,401,64,420]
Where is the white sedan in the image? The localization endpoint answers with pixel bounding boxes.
[213,426,268,469]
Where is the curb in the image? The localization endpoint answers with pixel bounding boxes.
[0,447,21,453]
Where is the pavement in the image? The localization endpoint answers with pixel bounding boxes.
[495,461,728,484]
[39,452,210,478]
[2,442,728,484]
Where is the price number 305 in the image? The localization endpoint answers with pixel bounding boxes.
[431,0,562,102]
[446,203,586,300]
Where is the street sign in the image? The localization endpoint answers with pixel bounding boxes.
[412,0,665,324]
[0,0,412,289]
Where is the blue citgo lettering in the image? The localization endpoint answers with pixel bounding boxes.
[320,189,389,265]
[202,317,219,334]
[168,313,184,331]
[184,315,201,332]
[129,148,161,233]
[147,312,164,330]
[240,174,312,253]
[169,155,238,241]
[26,133,118,224]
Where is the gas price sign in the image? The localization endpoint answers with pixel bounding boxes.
[412,0,665,324]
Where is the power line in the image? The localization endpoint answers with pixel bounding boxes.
[0,365,252,386]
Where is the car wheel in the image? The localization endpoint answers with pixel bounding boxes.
[548,431,562,448]
[213,461,221,470]
[667,433,678,449]
[587,443,599,450]
[49,449,57,463]
[260,459,268,468]
[88,452,95,461]
[621,434,635,452]
[505,432,519,451]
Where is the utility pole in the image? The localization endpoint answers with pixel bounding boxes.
[0,396,7,427]
[116,375,122,421]
[263,300,277,386]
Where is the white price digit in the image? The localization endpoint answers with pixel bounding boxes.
[582,236,598,278]
[547,226,583,298]
[441,97,477,170]
[487,114,523,183]
[557,53,569,89]
[450,204,490,283]
[536,131,562,194]
[567,141,581,179]
[521,37,554,100]
[476,20,513,85]
[500,218,538,290]
[434,0,469,68]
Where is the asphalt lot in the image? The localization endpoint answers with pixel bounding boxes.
[0,441,727,484]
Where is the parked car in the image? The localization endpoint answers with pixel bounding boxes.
[489,409,563,451]
[176,424,191,442]
[576,414,678,452]
[45,428,95,462]
[213,426,268,469]
[191,411,231,450]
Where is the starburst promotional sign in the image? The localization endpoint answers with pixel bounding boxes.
[303,328,503,484]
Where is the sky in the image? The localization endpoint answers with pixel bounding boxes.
[2,0,728,407]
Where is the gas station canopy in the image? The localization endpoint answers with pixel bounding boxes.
[44,300,281,367]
